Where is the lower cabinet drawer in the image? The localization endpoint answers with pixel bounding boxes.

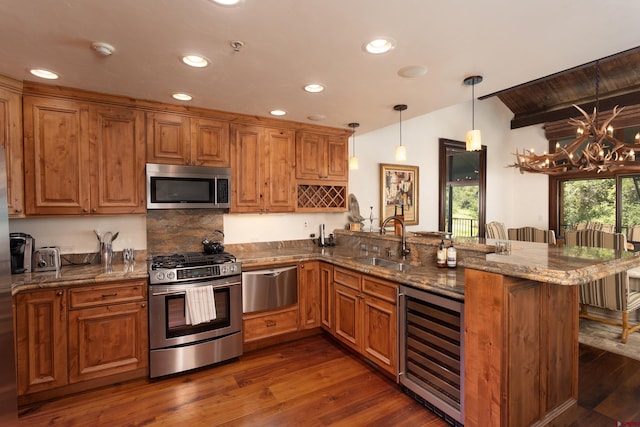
[68,280,147,309]
[243,306,298,342]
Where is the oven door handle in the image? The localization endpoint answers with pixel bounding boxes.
[151,290,186,297]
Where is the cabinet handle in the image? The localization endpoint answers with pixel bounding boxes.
[15,209,21,213]
[92,208,97,213]
[82,208,89,213]
[56,290,63,296]
[102,293,118,298]
[141,303,146,308]
[265,320,277,327]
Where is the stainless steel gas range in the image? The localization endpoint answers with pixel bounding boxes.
[148,252,242,378]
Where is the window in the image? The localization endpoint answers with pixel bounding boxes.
[556,174,640,237]
[438,138,486,237]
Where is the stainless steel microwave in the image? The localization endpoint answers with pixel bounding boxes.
[146,163,231,209]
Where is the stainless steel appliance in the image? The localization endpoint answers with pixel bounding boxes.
[148,251,242,378]
[146,163,231,210]
[399,285,465,427]
[9,232,34,273]
[242,265,297,313]
[32,246,61,272]
[0,148,18,425]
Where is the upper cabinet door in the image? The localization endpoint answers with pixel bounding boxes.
[23,96,91,215]
[89,105,146,214]
[146,112,190,165]
[295,132,348,181]
[295,131,326,179]
[264,128,295,212]
[231,123,264,212]
[326,136,348,180]
[0,84,24,217]
[191,118,230,167]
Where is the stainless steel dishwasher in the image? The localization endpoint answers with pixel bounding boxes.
[242,265,298,313]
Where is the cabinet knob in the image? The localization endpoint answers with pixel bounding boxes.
[83,208,89,213]
[56,290,63,296]
[141,303,146,308]
[92,208,97,213]
[15,209,21,213]
[265,320,277,327]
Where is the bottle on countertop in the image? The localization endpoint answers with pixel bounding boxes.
[447,240,457,268]
[437,239,447,268]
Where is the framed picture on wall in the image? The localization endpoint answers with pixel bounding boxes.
[380,163,419,226]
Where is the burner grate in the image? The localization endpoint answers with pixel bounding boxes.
[151,252,236,270]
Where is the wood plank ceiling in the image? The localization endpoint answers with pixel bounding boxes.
[482,46,640,129]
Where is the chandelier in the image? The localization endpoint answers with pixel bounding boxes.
[511,59,640,175]
[511,105,640,175]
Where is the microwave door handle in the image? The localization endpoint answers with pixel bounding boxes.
[213,177,218,206]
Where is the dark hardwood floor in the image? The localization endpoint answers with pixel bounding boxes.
[17,333,640,426]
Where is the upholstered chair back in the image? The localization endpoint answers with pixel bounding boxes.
[485,221,507,240]
[507,227,557,245]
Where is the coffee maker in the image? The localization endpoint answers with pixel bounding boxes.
[10,232,34,273]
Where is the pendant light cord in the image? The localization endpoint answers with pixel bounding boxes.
[399,108,403,147]
[595,60,600,128]
[471,82,475,129]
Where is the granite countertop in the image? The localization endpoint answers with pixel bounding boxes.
[11,261,149,295]
[460,239,640,285]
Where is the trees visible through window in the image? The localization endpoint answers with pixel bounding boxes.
[559,174,640,236]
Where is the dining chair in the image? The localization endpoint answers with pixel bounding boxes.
[485,221,507,240]
[565,229,640,343]
[507,226,556,245]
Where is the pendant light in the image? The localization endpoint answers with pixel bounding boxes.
[394,104,407,161]
[348,122,360,170]
[463,75,483,151]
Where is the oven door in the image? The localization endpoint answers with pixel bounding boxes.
[149,275,241,350]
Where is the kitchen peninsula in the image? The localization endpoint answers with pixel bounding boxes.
[231,231,640,427]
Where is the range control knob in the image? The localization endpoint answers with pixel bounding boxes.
[221,266,229,274]
[156,272,165,281]
[166,271,175,280]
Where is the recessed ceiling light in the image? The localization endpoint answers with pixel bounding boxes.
[172,93,193,101]
[398,65,428,78]
[29,68,59,80]
[363,37,396,54]
[270,109,287,116]
[181,54,209,68]
[304,83,325,93]
[209,0,242,6]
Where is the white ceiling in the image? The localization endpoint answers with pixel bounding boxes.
[0,0,639,134]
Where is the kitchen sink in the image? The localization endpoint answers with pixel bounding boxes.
[358,257,414,272]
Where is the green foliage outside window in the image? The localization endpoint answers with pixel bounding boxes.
[561,175,640,234]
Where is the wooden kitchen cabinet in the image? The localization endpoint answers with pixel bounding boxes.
[23,96,90,215]
[146,112,230,167]
[298,261,320,329]
[67,280,148,383]
[319,262,334,332]
[14,279,148,401]
[89,105,146,214]
[231,123,295,213]
[295,131,348,181]
[0,79,25,217]
[333,267,398,376]
[15,289,68,396]
[23,96,146,215]
[243,306,299,342]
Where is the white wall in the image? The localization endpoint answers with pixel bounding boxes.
[10,97,553,249]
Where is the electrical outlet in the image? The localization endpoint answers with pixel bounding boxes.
[304,221,308,229]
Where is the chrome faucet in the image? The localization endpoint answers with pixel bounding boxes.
[380,215,411,259]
